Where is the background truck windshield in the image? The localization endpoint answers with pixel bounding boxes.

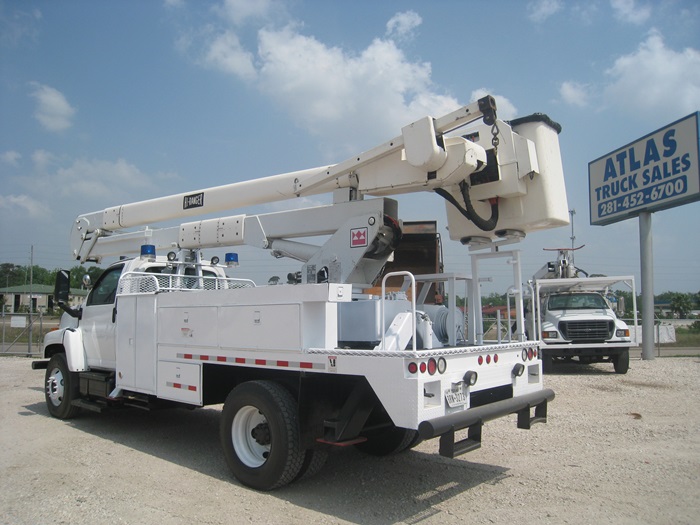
[548,293,608,310]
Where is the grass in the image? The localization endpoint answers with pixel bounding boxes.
[663,327,700,348]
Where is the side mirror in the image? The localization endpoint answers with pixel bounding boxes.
[55,270,71,304]
[54,269,81,319]
[82,274,92,288]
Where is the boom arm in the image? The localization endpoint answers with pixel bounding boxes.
[70,95,569,286]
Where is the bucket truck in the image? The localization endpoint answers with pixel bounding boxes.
[33,96,569,490]
[525,248,638,374]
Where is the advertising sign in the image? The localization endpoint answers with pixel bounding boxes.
[589,112,699,226]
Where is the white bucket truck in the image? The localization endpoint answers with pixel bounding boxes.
[527,249,638,374]
[34,97,569,490]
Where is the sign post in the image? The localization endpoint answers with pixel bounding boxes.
[589,112,700,360]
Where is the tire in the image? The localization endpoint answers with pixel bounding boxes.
[220,381,305,490]
[294,448,328,482]
[613,349,630,374]
[355,427,419,456]
[45,353,81,419]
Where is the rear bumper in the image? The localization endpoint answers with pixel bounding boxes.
[418,388,555,458]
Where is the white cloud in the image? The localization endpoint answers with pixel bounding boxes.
[185,7,524,157]
[255,26,459,155]
[572,3,599,25]
[604,30,700,118]
[51,157,161,200]
[611,0,651,25]
[0,194,46,218]
[163,0,185,8]
[216,0,276,26]
[32,149,58,172]
[1,150,21,167]
[560,81,591,107]
[527,0,563,23]
[386,11,422,41]
[0,6,41,47]
[204,30,257,80]
[16,153,166,206]
[28,82,76,132]
[1,156,175,256]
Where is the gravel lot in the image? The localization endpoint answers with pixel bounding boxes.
[1,355,699,525]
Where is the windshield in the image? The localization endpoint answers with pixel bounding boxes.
[547,293,608,310]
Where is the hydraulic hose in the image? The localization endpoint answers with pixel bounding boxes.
[435,180,499,232]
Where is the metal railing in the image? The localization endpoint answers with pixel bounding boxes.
[117,272,255,295]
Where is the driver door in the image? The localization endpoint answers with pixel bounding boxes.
[80,264,124,370]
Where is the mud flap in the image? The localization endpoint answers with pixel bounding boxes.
[63,329,87,372]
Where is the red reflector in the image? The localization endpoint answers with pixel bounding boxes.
[419,362,427,373]
[478,355,484,365]
[427,358,437,375]
[494,354,499,363]
[534,348,538,358]
[408,362,418,374]
[527,348,534,360]
[486,354,491,364]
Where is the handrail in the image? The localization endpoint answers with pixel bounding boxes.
[380,271,416,351]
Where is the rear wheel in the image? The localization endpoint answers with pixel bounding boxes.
[45,353,80,419]
[294,448,328,481]
[220,381,305,490]
[613,349,629,374]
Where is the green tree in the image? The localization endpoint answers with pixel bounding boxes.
[669,293,693,318]
[615,290,641,317]
[482,292,506,307]
[0,263,27,287]
[67,265,104,288]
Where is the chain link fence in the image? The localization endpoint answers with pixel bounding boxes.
[1,312,57,357]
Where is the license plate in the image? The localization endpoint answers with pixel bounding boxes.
[445,389,468,408]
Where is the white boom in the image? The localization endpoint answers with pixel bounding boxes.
[70,96,569,278]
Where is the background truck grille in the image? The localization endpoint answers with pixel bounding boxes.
[558,320,614,343]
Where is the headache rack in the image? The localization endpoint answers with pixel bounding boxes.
[117,271,255,295]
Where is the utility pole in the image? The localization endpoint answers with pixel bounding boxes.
[569,209,576,265]
[28,245,33,356]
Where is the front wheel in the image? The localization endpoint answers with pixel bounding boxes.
[220,381,305,490]
[613,349,629,374]
[45,353,80,419]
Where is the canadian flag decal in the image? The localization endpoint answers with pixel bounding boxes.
[350,227,368,247]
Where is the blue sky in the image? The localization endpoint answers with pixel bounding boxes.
[1,0,699,294]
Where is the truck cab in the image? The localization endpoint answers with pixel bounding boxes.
[44,254,232,373]
[528,286,634,374]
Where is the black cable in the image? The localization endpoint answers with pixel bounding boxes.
[435,181,499,232]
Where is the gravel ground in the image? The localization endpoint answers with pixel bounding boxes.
[1,355,699,525]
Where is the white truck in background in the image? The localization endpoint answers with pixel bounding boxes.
[34,96,569,490]
[527,249,638,374]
